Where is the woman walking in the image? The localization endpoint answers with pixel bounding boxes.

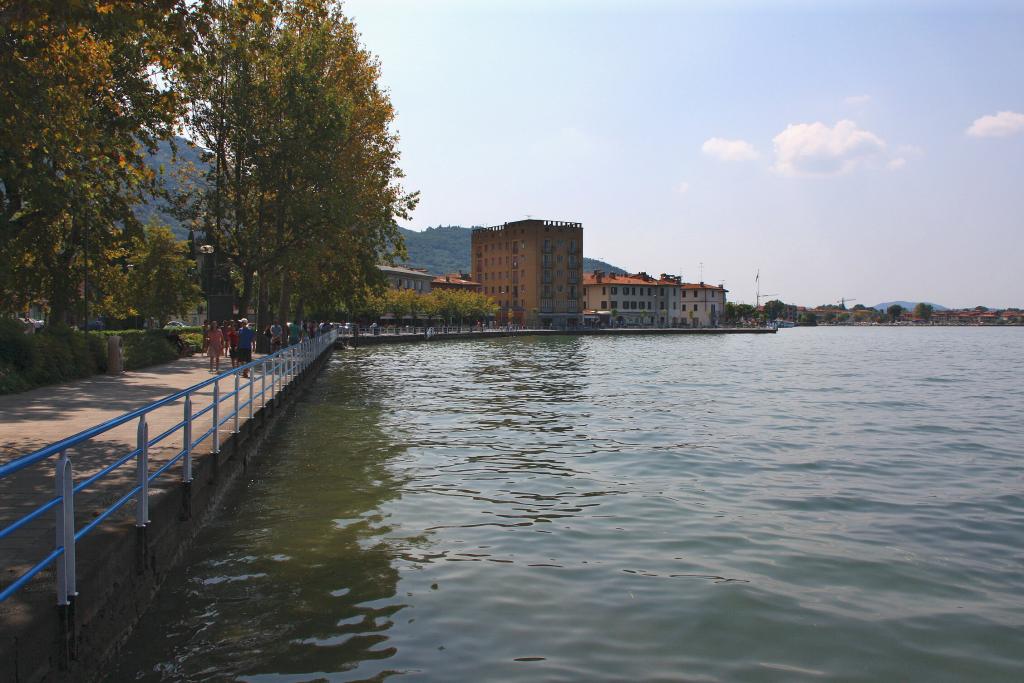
[207,320,224,373]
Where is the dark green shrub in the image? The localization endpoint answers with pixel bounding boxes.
[0,321,177,394]
[122,331,177,370]
[0,318,39,371]
[181,332,204,352]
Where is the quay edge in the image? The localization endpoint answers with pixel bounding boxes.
[1,348,334,683]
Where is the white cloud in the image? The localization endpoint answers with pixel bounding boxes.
[701,137,760,161]
[844,94,872,106]
[887,157,907,170]
[771,119,887,176]
[675,181,690,194]
[966,110,1024,138]
[897,144,925,157]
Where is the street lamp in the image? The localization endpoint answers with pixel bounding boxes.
[199,244,215,323]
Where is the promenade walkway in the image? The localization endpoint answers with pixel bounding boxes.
[1,356,257,620]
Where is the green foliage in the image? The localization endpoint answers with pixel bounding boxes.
[356,288,498,324]
[0,0,207,323]
[724,302,757,323]
[798,312,818,326]
[181,0,417,323]
[121,332,178,370]
[398,226,474,275]
[763,299,787,320]
[913,302,934,320]
[0,320,107,394]
[887,304,905,322]
[126,225,203,326]
[181,332,205,353]
[0,323,182,394]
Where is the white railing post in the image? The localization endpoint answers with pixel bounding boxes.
[212,380,220,453]
[261,359,266,408]
[136,415,149,526]
[55,450,76,605]
[232,373,240,434]
[271,356,277,399]
[248,371,254,420]
[183,395,193,483]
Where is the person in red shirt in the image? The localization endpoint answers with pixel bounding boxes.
[227,321,239,368]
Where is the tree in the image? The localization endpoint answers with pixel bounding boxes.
[0,0,207,323]
[798,312,818,326]
[181,0,416,327]
[913,302,934,321]
[763,299,787,321]
[887,304,905,322]
[128,226,203,327]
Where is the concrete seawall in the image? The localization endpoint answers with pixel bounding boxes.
[343,327,776,347]
[2,348,334,683]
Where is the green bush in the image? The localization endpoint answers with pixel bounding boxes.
[0,321,179,394]
[122,331,178,370]
[181,332,204,352]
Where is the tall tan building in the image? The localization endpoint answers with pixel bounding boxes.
[472,219,583,328]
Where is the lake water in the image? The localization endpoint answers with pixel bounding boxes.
[116,328,1024,682]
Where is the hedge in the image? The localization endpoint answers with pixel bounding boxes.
[0,321,181,395]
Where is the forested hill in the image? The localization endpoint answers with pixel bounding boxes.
[399,225,627,276]
[137,137,208,239]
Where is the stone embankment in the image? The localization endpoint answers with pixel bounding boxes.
[342,327,776,347]
[1,348,333,683]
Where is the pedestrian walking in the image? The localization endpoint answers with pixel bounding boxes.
[207,321,224,373]
[228,321,239,367]
[237,320,255,378]
[271,320,283,351]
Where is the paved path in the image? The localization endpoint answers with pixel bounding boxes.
[1,355,271,608]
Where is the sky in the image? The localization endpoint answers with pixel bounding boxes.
[343,0,1024,308]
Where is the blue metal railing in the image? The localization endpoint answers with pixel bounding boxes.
[0,328,338,605]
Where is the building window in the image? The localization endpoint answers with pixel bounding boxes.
[601,301,607,308]
[611,287,617,295]
[611,301,618,308]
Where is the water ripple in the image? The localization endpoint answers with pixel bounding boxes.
[116,329,1024,682]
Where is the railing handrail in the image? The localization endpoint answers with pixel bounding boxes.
[0,327,337,605]
[0,334,319,478]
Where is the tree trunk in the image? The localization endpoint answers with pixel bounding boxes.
[278,272,292,324]
[256,276,271,353]
[238,269,254,320]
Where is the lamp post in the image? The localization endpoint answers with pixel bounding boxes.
[199,244,215,324]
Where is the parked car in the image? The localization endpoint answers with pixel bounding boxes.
[17,317,43,333]
[164,320,188,329]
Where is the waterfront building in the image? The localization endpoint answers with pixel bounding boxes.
[583,271,727,327]
[431,273,482,292]
[680,282,727,327]
[471,219,583,328]
[583,271,662,326]
[377,264,434,293]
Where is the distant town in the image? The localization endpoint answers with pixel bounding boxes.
[379,219,1022,329]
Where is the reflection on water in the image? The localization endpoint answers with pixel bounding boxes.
[117,330,1024,682]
